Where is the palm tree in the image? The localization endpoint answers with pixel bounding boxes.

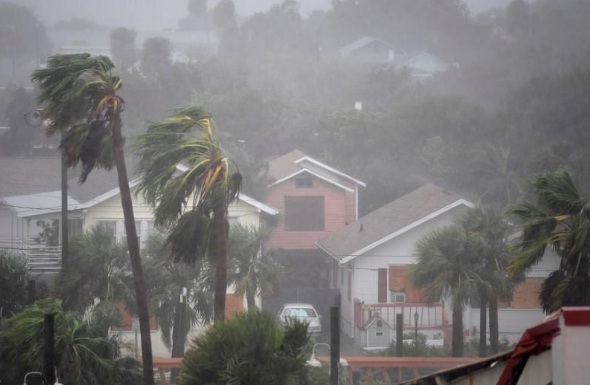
[460,206,514,355]
[0,298,141,385]
[227,223,283,310]
[409,225,480,356]
[143,233,214,361]
[508,169,590,313]
[31,53,154,385]
[53,225,135,315]
[135,106,241,322]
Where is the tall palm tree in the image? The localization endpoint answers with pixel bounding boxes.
[409,225,480,356]
[31,53,154,385]
[508,169,590,313]
[227,223,283,310]
[460,206,514,355]
[135,106,241,322]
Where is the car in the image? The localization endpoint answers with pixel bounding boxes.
[277,303,322,336]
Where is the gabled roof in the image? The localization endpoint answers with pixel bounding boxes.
[317,184,474,263]
[1,191,79,218]
[339,36,395,57]
[267,150,365,190]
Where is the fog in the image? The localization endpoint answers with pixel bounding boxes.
[20,0,510,29]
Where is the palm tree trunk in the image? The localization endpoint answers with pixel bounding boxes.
[112,119,154,385]
[170,297,186,384]
[246,290,256,310]
[489,294,499,354]
[452,305,464,357]
[213,211,228,322]
[479,290,487,357]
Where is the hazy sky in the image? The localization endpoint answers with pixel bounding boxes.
[19,0,514,31]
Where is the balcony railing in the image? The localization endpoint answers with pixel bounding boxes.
[0,237,61,273]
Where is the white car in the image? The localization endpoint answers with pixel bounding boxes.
[277,303,322,336]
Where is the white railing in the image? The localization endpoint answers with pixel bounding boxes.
[0,239,61,273]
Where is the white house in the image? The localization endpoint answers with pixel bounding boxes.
[317,183,560,349]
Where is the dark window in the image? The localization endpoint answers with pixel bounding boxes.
[284,196,324,231]
[295,177,313,188]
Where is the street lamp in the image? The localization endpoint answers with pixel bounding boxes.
[414,312,419,346]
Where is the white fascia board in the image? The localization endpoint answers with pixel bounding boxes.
[74,179,141,210]
[268,169,355,192]
[294,156,366,187]
[238,193,278,215]
[341,199,475,264]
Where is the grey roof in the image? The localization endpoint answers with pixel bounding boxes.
[1,191,79,217]
[0,157,123,203]
[317,184,473,261]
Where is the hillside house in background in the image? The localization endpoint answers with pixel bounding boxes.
[264,150,365,289]
[339,36,450,78]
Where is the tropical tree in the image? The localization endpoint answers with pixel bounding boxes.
[135,106,241,322]
[508,169,590,313]
[143,233,214,361]
[227,223,283,310]
[31,53,154,385]
[409,225,480,357]
[0,298,141,385]
[460,206,515,355]
[0,250,32,318]
[178,309,309,385]
[53,225,135,315]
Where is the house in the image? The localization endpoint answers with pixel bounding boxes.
[264,150,365,289]
[317,183,473,344]
[339,37,450,78]
[401,307,590,385]
[0,156,278,356]
[0,157,277,272]
[318,182,562,350]
[339,36,396,64]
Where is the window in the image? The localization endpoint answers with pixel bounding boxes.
[68,218,83,237]
[228,216,239,227]
[375,331,383,337]
[97,220,117,238]
[284,196,324,231]
[390,291,406,303]
[295,177,313,188]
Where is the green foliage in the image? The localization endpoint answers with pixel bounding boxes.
[384,334,447,357]
[34,219,59,246]
[0,250,32,318]
[509,169,590,312]
[178,310,309,385]
[143,233,214,352]
[0,298,141,385]
[53,225,135,315]
[228,223,284,308]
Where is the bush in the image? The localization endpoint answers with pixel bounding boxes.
[178,310,309,385]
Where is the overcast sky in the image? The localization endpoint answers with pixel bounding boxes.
[19,0,515,30]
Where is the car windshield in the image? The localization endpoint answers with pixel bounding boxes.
[282,307,317,318]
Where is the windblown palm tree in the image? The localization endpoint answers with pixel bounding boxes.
[509,169,590,313]
[409,225,480,356]
[228,223,283,310]
[135,106,241,322]
[31,53,154,385]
